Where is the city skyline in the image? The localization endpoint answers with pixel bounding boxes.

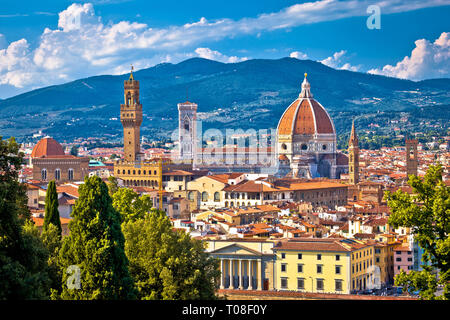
[1,0,450,98]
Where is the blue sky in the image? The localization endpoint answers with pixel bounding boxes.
[0,0,449,98]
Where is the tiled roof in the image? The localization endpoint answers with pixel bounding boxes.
[273,238,370,252]
[31,137,65,158]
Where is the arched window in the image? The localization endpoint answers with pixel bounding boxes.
[214,192,220,202]
[68,168,74,181]
[126,92,131,106]
[55,169,61,181]
[188,191,194,201]
[225,201,229,207]
[201,191,208,202]
[281,143,287,150]
[41,168,47,181]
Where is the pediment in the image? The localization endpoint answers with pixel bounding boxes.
[210,243,262,256]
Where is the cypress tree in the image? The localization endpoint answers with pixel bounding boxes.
[43,180,61,235]
[57,176,136,299]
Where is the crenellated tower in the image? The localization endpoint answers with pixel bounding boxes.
[348,120,359,185]
[405,137,418,178]
[120,66,143,162]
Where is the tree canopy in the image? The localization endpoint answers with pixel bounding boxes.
[56,176,137,300]
[386,164,449,300]
[112,187,152,223]
[122,209,220,300]
[43,180,62,235]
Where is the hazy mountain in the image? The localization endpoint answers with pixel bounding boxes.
[1,57,449,141]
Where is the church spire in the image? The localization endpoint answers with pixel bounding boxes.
[348,119,359,185]
[299,72,313,98]
[349,119,358,145]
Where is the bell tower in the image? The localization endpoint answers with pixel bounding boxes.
[178,100,197,162]
[120,66,143,162]
[405,137,418,178]
[348,120,359,185]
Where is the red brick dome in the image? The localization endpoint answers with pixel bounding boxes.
[278,75,335,136]
[31,137,65,158]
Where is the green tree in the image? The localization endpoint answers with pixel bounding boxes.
[107,175,119,197]
[386,164,450,300]
[57,176,137,300]
[41,223,62,296]
[122,209,220,300]
[43,180,62,235]
[112,187,152,223]
[0,136,51,299]
[70,146,78,157]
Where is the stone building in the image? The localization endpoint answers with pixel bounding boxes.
[276,74,348,179]
[114,68,192,188]
[31,137,89,182]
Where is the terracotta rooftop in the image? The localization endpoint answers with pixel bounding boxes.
[31,137,65,158]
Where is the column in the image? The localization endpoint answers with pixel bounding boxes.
[228,259,232,289]
[256,259,261,290]
[239,259,243,290]
[247,260,251,290]
[220,259,224,289]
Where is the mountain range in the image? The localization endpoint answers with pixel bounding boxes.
[1,57,449,142]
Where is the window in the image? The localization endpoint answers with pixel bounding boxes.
[188,191,194,201]
[407,258,412,262]
[317,265,323,274]
[201,191,208,202]
[297,264,303,273]
[336,255,340,261]
[297,278,305,290]
[281,253,286,259]
[281,278,288,289]
[55,169,61,181]
[68,168,74,181]
[281,264,287,272]
[396,258,402,262]
[376,257,380,263]
[316,279,324,291]
[41,168,47,181]
[214,192,220,202]
[298,253,302,260]
[335,280,343,292]
[317,254,322,260]
[375,248,381,254]
[335,265,341,274]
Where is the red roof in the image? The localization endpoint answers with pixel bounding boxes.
[278,96,334,135]
[31,138,65,158]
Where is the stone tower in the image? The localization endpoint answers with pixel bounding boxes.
[405,138,418,178]
[178,101,197,161]
[348,120,359,185]
[120,67,143,162]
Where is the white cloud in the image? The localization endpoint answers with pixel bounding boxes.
[368,32,450,80]
[195,48,248,63]
[0,1,449,95]
[320,50,360,71]
[290,51,308,59]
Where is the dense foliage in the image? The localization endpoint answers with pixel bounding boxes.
[56,176,137,300]
[386,164,450,300]
[122,209,220,300]
[0,136,50,299]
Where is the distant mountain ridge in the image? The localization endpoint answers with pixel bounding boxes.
[1,57,449,141]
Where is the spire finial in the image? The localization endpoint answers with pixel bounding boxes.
[129,64,134,80]
[299,72,312,98]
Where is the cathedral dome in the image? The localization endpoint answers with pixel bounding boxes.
[31,137,65,158]
[277,74,335,136]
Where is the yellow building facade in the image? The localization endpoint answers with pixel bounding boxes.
[273,238,375,294]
